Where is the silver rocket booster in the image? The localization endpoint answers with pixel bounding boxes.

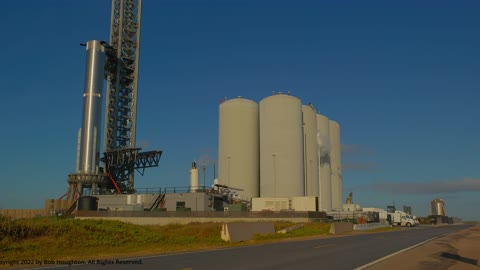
[77,40,106,174]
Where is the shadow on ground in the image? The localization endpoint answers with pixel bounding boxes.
[440,252,478,266]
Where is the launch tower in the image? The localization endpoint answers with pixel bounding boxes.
[67,0,161,199]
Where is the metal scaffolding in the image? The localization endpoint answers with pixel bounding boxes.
[104,0,143,192]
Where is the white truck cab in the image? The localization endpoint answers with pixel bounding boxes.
[412,215,420,225]
[390,211,417,227]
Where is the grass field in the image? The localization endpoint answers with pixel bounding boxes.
[1,214,398,268]
[0,215,333,264]
[0,216,227,261]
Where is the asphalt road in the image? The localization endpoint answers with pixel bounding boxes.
[30,224,471,270]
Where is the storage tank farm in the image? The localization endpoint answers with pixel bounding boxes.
[316,114,332,211]
[329,120,343,211]
[217,92,343,211]
[260,93,305,197]
[302,105,319,197]
[218,97,260,200]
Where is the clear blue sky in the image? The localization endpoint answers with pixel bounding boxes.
[0,1,479,220]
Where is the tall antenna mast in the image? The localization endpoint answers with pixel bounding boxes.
[199,155,209,192]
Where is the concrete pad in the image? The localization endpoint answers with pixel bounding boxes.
[221,222,275,242]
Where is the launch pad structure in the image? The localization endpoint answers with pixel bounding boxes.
[67,0,161,199]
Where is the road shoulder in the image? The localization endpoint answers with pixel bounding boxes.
[362,225,480,270]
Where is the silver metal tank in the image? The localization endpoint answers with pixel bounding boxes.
[302,105,319,197]
[260,93,304,198]
[218,97,259,200]
[329,120,342,211]
[431,199,446,216]
[77,40,105,174]
[316,114,332,211]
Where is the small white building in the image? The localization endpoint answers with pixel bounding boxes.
[252,196,318,212]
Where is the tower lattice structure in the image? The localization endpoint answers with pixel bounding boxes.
[103,0,143,193]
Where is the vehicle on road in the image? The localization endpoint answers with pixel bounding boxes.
[413,215,420,225]
[388,210,417,227]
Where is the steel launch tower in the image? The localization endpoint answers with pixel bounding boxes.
[67,0,161,199]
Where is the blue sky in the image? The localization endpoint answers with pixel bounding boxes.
[0,1,479,220]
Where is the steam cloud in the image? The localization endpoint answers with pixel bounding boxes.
[316,131,331,164]
[316,131,330,151]
[364,178,480,194]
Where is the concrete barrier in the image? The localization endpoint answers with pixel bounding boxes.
[221,222,275,242]
[329,222,353,234]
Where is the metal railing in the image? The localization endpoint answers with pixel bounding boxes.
[353,222,391,231]
[134,186,209,194]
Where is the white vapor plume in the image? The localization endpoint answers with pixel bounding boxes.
[317,132,330,156]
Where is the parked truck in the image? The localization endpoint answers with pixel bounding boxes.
[388,210,417,227]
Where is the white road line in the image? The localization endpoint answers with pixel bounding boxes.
[354,231,454,270]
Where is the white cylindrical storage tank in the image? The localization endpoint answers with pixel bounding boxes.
[317,114,332,211]
[189,162,199,193]
[260,93,304,198]
[329,120,342,211]
[302,105,319,197]
[218,97,259,199]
